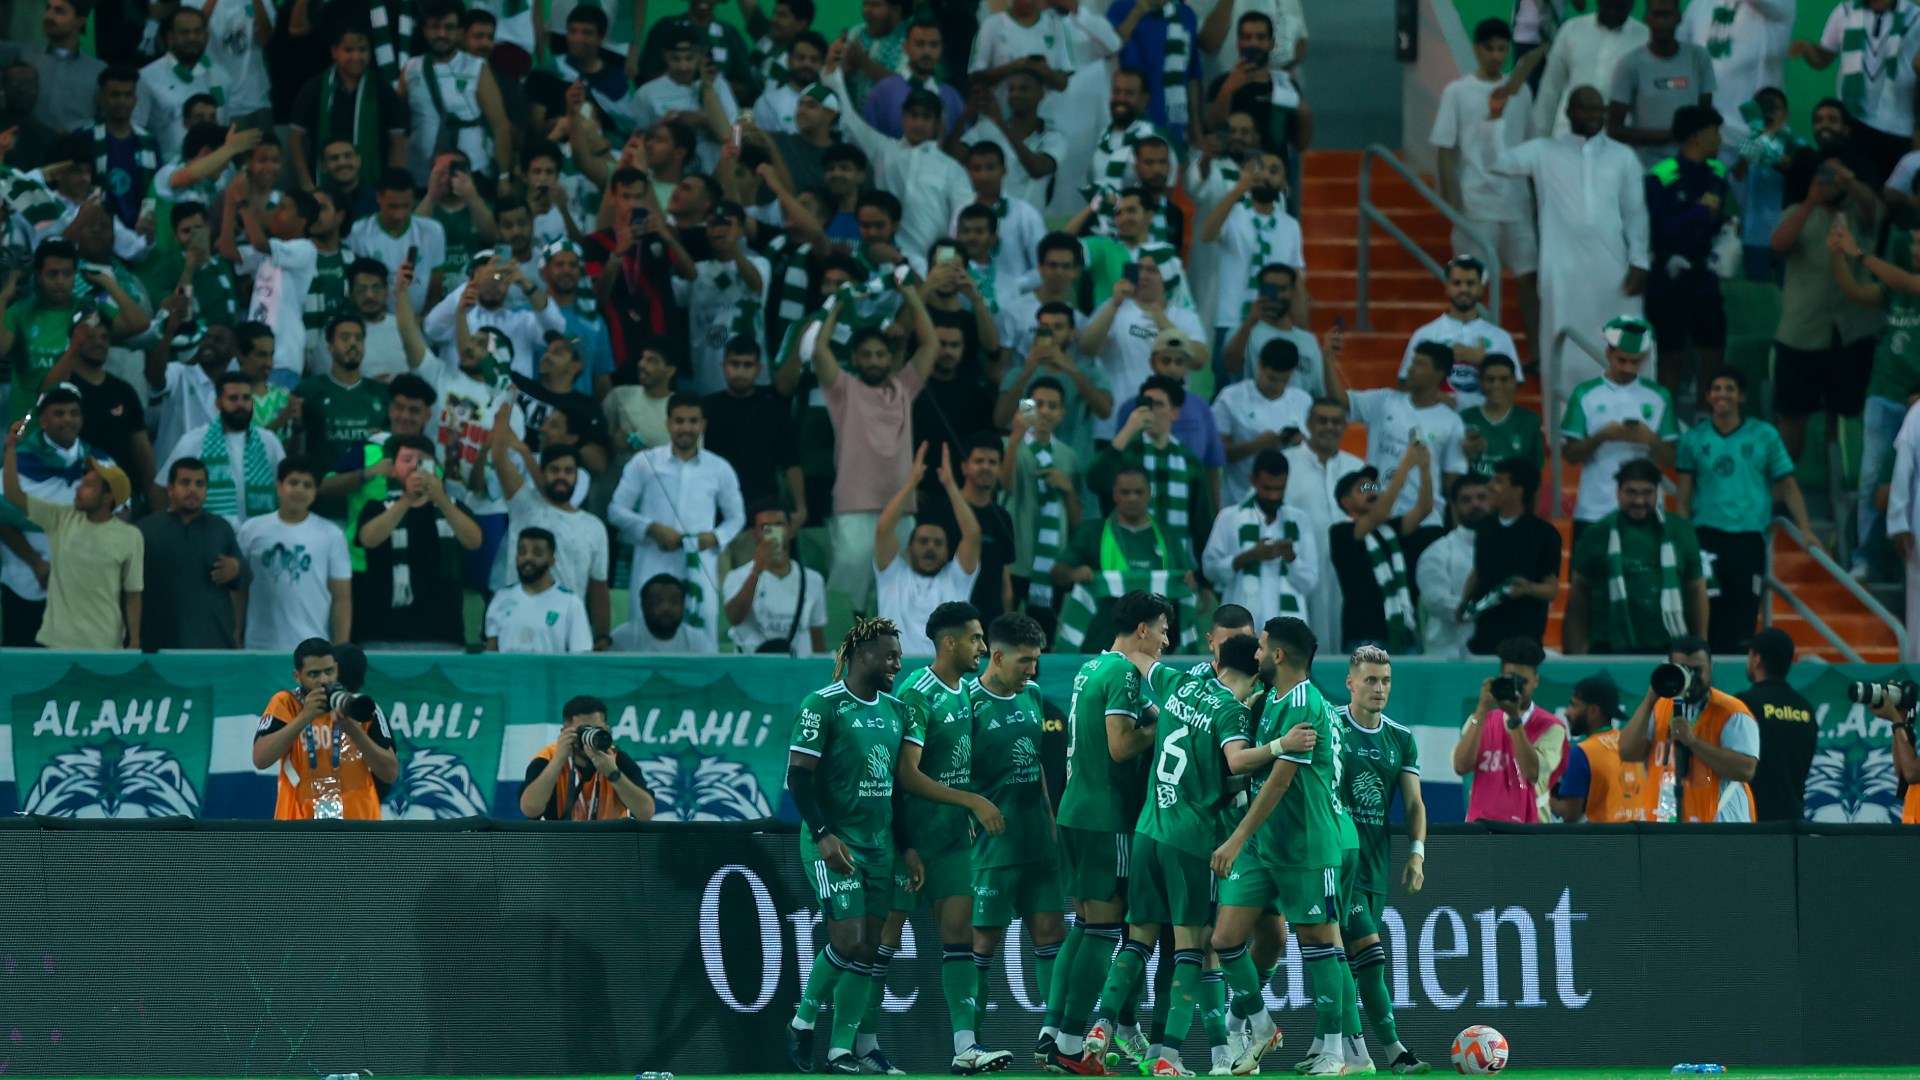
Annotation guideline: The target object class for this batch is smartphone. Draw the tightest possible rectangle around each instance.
[934,247,960,266]
[1258,283,1281,302]
[1122,262,1142,287]
[766,523,786,544]
[1241,46,1270,67]
[631,206,651,229]
[405,244,420,265]
[892,262,912,285]
[494,244,512,264]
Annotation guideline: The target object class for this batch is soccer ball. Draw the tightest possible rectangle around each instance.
[1450,1025,1510,1074]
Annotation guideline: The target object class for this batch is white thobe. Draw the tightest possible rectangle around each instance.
[1282,443,1364,648]
[825,69,974,260]
[1485,126,1652,403]
[606,447,747,653]
[1886,400,1920,661]
[1202,499,1320,628]
[1530,14,1651,138]
[1414,524,1476,660]
[1677,0,1793,138]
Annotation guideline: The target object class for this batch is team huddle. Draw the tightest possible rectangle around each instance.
[783,595,1430,1078]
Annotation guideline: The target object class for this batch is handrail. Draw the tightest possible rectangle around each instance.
[1765,571,1865,663]
[1355,144,1501,331]
[1544,326,1606,513]
[1772,516,1906,653]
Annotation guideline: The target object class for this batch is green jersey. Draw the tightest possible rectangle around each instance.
[1460,404,1544,476]
[1057,650,1149,833]
[5,294,120,424]
[789,680,908,853]
[300,248,349,338]
[897,666,976,855]
[1870,234,1920,403]
[1336,706,1420,894]
[1140,662,1252,858]
[968,678,1053,868]
[1258,678,1356,870]
[295,375,391,476]
[1674,417,1794,534]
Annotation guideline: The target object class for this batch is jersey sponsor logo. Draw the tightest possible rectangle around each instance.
[1155,780,1178,808]
[1348,769,1388,825]
[798,707,821,741]
[1011,735,1039,782]
[859,745,895,798]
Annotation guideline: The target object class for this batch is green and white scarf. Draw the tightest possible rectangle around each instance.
[1838,0,1914,119]
[1056,562,1201,651]
[682,537,708,630]
[1137,437,1191,532]
[1157,2,1192,128]
[0,166,64,238]
[367,0,417,88]
[763,233,813,347]
[1234,496,1303,615]
[90,124,158,187]
[317,69,385,191]
[1240,203,1284,319]
[1703,0,1739,59]
[1084,117,1162,198]
[1361,523,1416,652]
[201,423,278,520]
[1027,435,1067,606]
[1605,511,1687,650]
[750,33,789,87]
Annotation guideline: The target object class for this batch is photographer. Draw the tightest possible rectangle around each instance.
[1620,636,1759,822]
[251,639,399,821]
[519,695,656,821]
[1890,698,1920,825]
[1451,635,1567,823]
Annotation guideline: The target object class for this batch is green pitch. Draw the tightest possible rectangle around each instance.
[48,1071,1913,1080]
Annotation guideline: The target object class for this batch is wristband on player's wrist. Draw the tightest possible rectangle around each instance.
[1266,736,1289,757]
[810,824,832,843]
[1410,840,1425,857]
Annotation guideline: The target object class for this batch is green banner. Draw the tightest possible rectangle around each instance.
[362,663,508,819]
[10,660,214,818]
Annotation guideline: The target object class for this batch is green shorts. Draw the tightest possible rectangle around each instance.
[971,859,1066,928]
[1216,846,1281,915]
[891,845,973,910]
[1059,826,1129,905]
[1273,864,1344,926]
[800,835,892,922]
[1126,833,1215,927]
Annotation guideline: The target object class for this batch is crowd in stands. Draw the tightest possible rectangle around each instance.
[0,0,1913,664]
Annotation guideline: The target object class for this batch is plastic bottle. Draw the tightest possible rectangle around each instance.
[636,1072,676,1080]
[1671,1065,1726,1074]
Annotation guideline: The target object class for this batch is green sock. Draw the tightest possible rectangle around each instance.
[796,946,845,1026]
[1034,939,1061,1023]
[1044,925,1084,1030]
[1341,962,1363,1039]
[1220,946,1264,1018]
[829,965,874,1054]
[1162,951,1204,1046]
[1148,954,1171,1043]
[1094,939,1148,1021]
[1352,944,1396,1045]
[1200,968,1229,1047]
[859,944,896,1034]
[1303,946,1345,1044]
[943,945,979,1037]
[974,951,993,1027]
[1120,947,1147,1026]
[1063,925,1122,1032]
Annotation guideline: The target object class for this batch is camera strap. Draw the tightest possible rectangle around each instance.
[781,557,808,649]
[302,720,343,772]
[564,761,601,821]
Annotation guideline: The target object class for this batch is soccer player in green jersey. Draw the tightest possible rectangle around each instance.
[1332,646,1430,1075]
[1211,616,1358,1077]
[1049,591,1171,1073]
[965,613,1068,1071]
[785,617,913,1075]
[891,602,1016,1075]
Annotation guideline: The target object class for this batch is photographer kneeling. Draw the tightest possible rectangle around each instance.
[252,640,399,820]
[1620,636,1758,822]
[520,695,657,821]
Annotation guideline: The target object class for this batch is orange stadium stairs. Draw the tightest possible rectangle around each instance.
[1291,148,1899,661]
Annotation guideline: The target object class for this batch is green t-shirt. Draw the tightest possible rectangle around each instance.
[5,295,118,424]
[1675,417,1794,534]
[1140,662,1252,859]
[1067,517,1184,573]
[898,666,976,855]
[1336,706,1419,895]
[301,249,351,337]
[1257,678,1356,871]
[1460,403,1544,476]
[1870,233,1920,403]
[433,206,480,280]
[295,374,391,473]
[967,678,1054,868]
[789,681,908,854]
[1572,514,1705,652]
[1057,650,1149,833]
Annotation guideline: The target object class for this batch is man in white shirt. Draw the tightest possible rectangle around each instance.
[1283,397,1364,647]
[750,31,827,134]
[627,24,739,173]
[723,502,829,655]
[1218,261,1323,395]
[347,171,449,314]
[1330,339,1467,527]
[1415,472,1491,660]
[159,372,288,527]
[1202,447,1318,627]
[399,0,513,182]
[1680,0,1792,142]
[342,258,427,381]
[490,437,612,648]
[1884,396,1920,661]
[236,459,350,650]
[1079,259,1208,440]
[422,254,567,378]
[202,0,272,125]
[1197,149,1304,353]
[135,7,230,161]
[873,444,983,656]
[956,69,1068,212]
[1397,254,1522,409]
[1531,0,1649,138]
[608,394,746,652]
[674,202,770,395]
[1794,0,1920,180]
[1431,19,1538,356]
[1488,83,1652,403]
[951,142,1047,285]
[485,526,593,652]
[1213,336,1312,505]
[1560,315,1679,535]
[823,52,972,262]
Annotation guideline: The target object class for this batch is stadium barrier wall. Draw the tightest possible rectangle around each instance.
[0,818,1910,1076]
[0,652,1907,823]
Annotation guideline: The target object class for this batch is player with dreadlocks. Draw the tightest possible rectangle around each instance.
[786,617,913,1074]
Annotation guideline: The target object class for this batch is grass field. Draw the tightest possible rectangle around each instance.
[51,1071,1911,1080]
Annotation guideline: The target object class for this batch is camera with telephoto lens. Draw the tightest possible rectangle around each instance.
[1847,680,1918,712]
[1650,662,1693,700]
[309,684,377,723]
[1489,675,1522,703]
[577,726,614,754]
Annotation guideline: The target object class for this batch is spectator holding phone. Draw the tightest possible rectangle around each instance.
[1560,316,1677,545]
[1212,337,1312,505]
[1451,635,1567,823]
[724,501,829,655]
